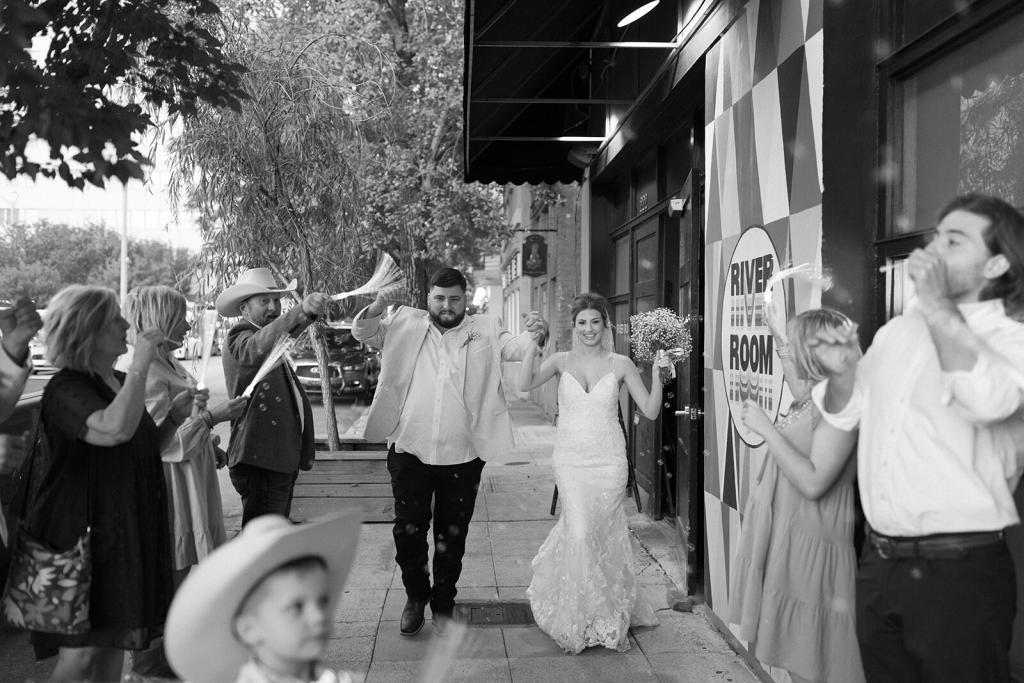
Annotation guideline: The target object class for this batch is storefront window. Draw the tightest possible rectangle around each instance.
[892,10,1024,234]
[636,233,657,283]
[503,251,520,287]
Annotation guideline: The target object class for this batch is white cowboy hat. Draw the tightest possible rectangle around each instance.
[215,267,298,317]
[164,511,362,683]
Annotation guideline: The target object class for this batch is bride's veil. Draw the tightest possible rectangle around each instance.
[602,325,615,353]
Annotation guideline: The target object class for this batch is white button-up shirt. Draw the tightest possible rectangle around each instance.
[390,318,474,465]
[813,299,1024,536]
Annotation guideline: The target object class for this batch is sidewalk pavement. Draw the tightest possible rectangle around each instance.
[319,398,758,682]
[0,398,759,682]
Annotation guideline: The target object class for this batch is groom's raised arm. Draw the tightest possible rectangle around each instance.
[352,293,393,349]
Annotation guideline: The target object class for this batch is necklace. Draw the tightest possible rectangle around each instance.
[775,398,815,431]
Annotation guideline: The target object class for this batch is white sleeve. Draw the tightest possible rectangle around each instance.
[352,305,389,348]
[810,378,863,431]
[939,333,1024,424]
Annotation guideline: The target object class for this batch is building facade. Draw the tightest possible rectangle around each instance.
[498,183,583,419]
[464,0,1024,677]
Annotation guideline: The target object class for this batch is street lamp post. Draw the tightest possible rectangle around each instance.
[120,182,129,310]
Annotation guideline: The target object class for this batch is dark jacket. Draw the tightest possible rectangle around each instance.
[223,306,315,473]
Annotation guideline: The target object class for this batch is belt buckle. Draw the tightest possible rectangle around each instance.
[873,536,895,559]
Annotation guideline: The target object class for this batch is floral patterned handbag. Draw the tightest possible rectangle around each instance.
[0,418,92,635]
[1,526,92,634]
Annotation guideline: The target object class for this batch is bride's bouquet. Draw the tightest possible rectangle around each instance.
[629,308,693,384]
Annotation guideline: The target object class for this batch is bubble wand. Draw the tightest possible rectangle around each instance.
[242,335,294,398]
[195,309,220,391]
[331,252,405,302]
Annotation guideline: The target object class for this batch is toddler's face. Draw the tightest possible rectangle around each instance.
[238,566,332,676]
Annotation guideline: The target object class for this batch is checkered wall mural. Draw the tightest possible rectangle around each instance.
[702,0,826,671]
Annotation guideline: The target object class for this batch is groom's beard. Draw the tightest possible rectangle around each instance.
[430,309,466,329]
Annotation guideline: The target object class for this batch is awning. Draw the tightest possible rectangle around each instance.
[462,0,612,185]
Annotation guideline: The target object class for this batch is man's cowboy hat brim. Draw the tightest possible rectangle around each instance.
[215,267,298,316]
[164,511,362,683]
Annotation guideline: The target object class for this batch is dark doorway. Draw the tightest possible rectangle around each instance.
[673,120,706,598]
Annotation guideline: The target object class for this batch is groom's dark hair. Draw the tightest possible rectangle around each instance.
[428,267,468,292]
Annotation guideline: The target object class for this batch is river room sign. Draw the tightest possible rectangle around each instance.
[719,226,786,447]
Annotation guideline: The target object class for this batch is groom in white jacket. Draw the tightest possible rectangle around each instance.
[353,267,546,636]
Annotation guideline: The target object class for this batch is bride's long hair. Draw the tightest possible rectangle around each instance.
[570,292,615,353]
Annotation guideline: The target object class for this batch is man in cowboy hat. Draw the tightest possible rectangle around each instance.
[216,268,331,525]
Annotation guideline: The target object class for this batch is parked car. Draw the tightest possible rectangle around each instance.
[29,335,57,376]
[287,323,379,399]
[173,332,220,360]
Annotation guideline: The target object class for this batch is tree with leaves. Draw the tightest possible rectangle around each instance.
[0,220,193,303]
[355,0,508,303]
[169,3,395,447]
[171,0,508,298]
[169,0,509,446]
[1,0,247,188]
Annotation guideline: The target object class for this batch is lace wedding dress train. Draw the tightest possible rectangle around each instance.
[527,370,658,654]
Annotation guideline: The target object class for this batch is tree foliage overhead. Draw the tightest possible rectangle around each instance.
[0,220,193,303]
[0,0,248,189]
[170,0,507,305]
[359,0,507,301]
[169,11,391,298]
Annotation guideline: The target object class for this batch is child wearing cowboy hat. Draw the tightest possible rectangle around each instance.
[165,511,362,683]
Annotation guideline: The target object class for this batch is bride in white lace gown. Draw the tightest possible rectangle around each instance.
[517,293,672,654]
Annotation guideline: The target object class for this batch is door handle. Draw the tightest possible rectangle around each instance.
[674,405,704,420]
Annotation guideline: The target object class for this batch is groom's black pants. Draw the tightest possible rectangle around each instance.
[386,447,485,615]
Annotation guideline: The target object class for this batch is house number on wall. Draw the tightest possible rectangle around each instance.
[638,192,648,214]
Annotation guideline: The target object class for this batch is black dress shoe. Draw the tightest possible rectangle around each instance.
[400,599,426,636]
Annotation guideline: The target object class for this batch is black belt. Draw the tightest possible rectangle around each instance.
[868,530,1005,560]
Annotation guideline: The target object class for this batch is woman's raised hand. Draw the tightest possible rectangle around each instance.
[807,322,862,378]
[132,328,166,368]
[523,311,548,345]
[187,387,211,421]
[740,399,775,437]
[191,387,211,413]
[170,388,197,423]
[651,349,673,382]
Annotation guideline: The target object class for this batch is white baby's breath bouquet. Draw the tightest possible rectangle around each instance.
[629,308,693,384]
